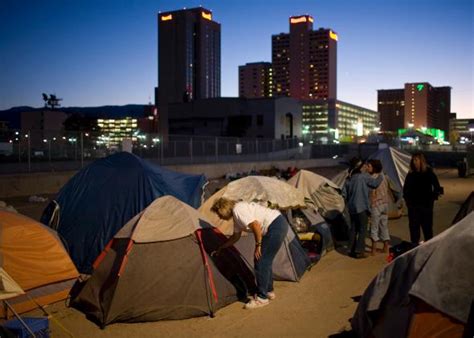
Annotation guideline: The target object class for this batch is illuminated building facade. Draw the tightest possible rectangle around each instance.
[272,15,337,100]
[158,7,220,103]
[239,62,273,98]
[450,115,474,143]
[97,117,138,146]
[378,82,451,137]
[301,99,378,142]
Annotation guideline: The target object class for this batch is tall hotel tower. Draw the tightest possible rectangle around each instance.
[272,15,337,100]
[158,7,221,103]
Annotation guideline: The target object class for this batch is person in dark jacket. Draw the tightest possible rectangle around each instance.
[403,153,442,244]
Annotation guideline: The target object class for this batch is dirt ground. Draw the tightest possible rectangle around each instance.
[5,168,473,338]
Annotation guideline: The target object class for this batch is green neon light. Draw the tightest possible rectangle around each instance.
[397,127,445,142]
[416,84,424,92]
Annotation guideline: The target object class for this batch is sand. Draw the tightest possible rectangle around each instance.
[6,168,473,338]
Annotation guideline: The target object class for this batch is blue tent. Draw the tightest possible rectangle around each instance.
[41,152,206,273]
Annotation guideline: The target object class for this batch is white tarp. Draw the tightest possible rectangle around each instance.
[223,176,305,210]
[200,176,305,235]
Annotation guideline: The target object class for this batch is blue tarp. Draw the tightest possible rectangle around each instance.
[41,152,206,273]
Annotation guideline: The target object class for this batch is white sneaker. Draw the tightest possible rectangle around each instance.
[244,296,269,309]
[267,291,276,300]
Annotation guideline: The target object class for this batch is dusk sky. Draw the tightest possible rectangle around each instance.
[0,0,472,118]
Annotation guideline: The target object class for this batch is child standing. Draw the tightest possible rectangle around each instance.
[367,159,390,255]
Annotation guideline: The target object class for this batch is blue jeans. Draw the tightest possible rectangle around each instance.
[255,215,289,299]
[349,211,369,255]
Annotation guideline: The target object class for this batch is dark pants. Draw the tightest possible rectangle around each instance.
[349,211,369,255]
[255,215,289,299]
[408,205,434,244]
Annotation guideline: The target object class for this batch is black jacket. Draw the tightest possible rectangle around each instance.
[403,167,442,208]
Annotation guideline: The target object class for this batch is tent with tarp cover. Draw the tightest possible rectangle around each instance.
[199,176,311,281]
[41,152,207,274]
[352,212,474,338]
[70,196,256,327]
[287,169,346,249]
[287,169,344,219]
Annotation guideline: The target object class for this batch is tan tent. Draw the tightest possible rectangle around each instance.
[71,196,256,327]
[0,210,79,317]
[287,169,345,218]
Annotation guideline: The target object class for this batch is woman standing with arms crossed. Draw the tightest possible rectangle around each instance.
[211,198,289,309]
[403,153,443,244]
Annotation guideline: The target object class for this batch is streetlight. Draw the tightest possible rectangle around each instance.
[43,139,51,163]
[69,137,78,160]
[15,137,20,163]
[25,133,31,172]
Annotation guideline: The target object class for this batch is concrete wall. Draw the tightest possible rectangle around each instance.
[0,158,339,198]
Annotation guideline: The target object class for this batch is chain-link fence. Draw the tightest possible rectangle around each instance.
[0,129,316,174]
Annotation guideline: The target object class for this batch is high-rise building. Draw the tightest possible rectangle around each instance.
[238,62,273,98]
[432,86,451,136]
[378,82,451,137]
[377,89,405,132]
[158,7,221,104]
[272,15,337,100]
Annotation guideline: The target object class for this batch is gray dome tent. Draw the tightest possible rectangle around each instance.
[71,196,256,327]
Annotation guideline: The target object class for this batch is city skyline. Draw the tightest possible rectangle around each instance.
[0,0,472,118]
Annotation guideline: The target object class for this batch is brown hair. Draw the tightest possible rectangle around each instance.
[410,153,428,172]
[368,159,383,174]
[211,197,236,220]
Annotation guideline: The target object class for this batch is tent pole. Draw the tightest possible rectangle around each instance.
[3,300,37,338]
[26,294,75,337]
